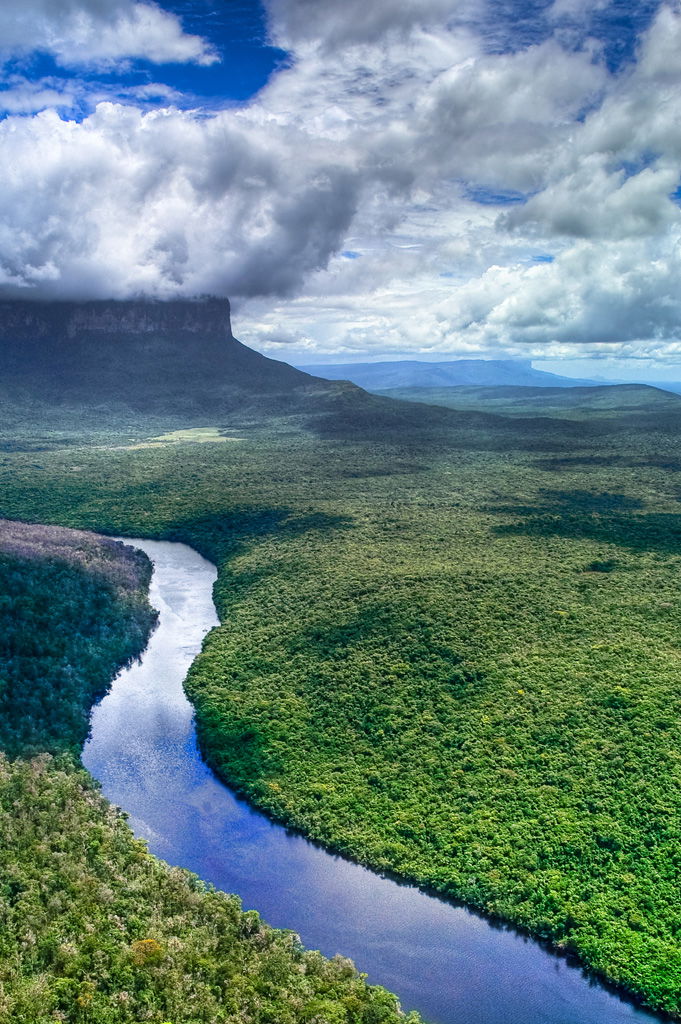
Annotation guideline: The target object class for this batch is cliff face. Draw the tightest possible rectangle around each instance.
[65,297,233,340]
[0,297,460,437]
[0,296,318,418]
[0,297,233,342]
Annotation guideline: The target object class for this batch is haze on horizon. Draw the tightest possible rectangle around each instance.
[1,0,681,381]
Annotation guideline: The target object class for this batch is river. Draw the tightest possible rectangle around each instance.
[82,538,659,1024]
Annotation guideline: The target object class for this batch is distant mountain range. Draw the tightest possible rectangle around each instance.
[374,383,681,421]
[296,358,599,390]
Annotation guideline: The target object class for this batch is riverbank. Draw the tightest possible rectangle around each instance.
[0,523,417,1024]
[83,537,662,1024]
[0,519,156,758]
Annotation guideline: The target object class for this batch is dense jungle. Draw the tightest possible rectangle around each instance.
[0,517,417,1024]
[2,378,681,1016]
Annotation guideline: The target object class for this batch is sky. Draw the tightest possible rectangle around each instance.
[2,0,681,377]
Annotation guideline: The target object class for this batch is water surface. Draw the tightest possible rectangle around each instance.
[82,538,659,1024]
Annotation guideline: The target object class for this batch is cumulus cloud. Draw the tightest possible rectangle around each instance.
[431,238,681,351]
[502,162,681,240]
[0,101,364,298]
[243,0,681,364]
[244,233,681,365]
[3,0,681,367]
[0,0,216,67]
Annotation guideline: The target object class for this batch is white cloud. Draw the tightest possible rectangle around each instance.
[3,0,681,367]
[0,0,216,67]
[264,0,475,49]
[502,162,681,240]
[0,78,75,113]
[0,101,364,299]
[242,233,681,365]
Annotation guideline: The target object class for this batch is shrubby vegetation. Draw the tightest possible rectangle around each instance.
[2,388,681,1014]
[0,520,417,1024]
[0,755,418,1024]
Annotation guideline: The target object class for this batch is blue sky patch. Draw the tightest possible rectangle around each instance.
[465,185,529,206]
[158,1,288,102]
[615,151,659,179]
[0,0,288,120]
[475,0,663,73]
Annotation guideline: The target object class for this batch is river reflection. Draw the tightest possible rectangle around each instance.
[83,539,659,1024]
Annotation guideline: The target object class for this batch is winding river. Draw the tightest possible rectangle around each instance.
[82,539,660,1024]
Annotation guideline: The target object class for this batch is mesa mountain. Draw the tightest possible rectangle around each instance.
[0,297,312,417]
[2,297,676,444]
[0,297,456,438]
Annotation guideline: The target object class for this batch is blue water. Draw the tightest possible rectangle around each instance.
[82,539,660,1024]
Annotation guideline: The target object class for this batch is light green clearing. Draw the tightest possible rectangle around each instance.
[112,427,245,450]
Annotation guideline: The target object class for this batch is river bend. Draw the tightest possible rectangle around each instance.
[82,539,658,1024]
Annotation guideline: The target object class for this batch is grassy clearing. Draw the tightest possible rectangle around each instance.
[151,426,243,443]
[117,427,245,449]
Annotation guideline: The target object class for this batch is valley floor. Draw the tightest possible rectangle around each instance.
[2,397,681,1016]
